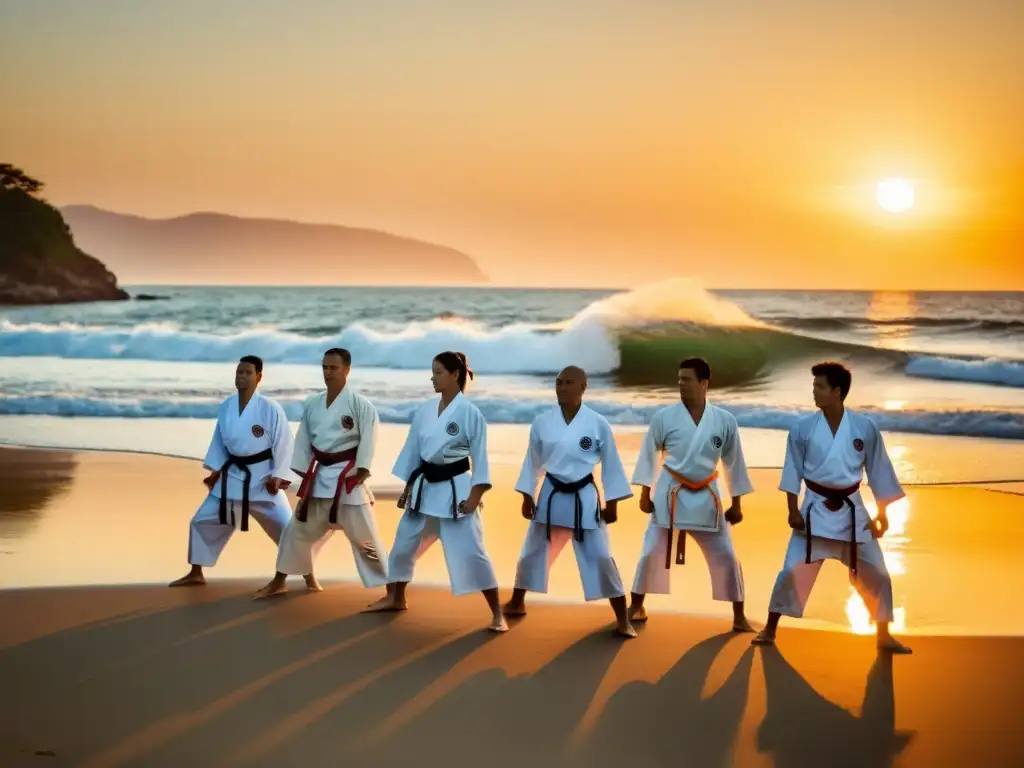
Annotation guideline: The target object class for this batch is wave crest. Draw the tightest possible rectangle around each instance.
[0,279,1019,389]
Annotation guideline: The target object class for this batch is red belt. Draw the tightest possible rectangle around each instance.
[295,446,360,524]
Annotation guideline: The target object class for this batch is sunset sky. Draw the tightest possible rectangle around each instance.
[1,1,1021,289]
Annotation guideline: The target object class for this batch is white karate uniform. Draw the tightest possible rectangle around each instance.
[387,392,499,596]
[767,409,902,622]
[512,404,632,601]
[630,401,753,601]
[187,392,295,567]
[274,388,389,587]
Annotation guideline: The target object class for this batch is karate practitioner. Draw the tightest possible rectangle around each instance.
[629,357,755,631]
[254,348,388,598]
[752,362,912,653]
[169,355,295,587]
[364,351,507,632]
[502,366,637,636]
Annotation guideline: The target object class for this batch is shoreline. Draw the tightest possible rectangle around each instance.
[4,423,1019,489]
[3,445,1024,638]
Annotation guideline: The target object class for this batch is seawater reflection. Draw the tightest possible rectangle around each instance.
[845,497,910,635]
[0,449,77,540]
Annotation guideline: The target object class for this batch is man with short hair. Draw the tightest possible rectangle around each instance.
[255,347,388,598]
[170,355,295,587]
[752,362,912,653]
[629,357,755,631]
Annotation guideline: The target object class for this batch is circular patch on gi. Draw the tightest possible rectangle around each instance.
[341,415,355,430]
[251,424,265,438]
[446,421,460,436]
[710,435,723,449]
[579,436,593,451]
[853,438,864,452]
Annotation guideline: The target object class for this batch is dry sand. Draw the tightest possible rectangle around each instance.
[1,446,1023,766]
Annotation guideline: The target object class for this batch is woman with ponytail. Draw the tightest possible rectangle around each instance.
[365,350,506,632]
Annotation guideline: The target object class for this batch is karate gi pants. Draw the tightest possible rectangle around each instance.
[514,523,624,601]
[387,510,499,596]
[767,532,894,622]
[275,498,389,588]
[187,494,291,567]
[631,515,745,601]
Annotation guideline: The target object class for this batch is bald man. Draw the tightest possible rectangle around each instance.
[503,366,636,637]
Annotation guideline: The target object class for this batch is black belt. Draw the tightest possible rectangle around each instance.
[401,457,471,518]
[542,472,601,543]
[217,448,274,532]
[804,479,861,575]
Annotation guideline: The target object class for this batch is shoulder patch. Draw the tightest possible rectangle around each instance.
[341,415,355,430]
[579,436,593,451]
[251,424,265,438]
[446,421,460,436]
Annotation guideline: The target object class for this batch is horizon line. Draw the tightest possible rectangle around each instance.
[119,283,1024,294]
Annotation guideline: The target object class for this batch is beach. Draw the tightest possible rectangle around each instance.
[3,442,1024,765]
[2,283,1022,764]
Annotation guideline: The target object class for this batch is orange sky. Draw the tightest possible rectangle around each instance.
[1,1,1021,289]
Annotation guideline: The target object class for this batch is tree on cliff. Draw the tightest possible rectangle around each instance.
[0,162,128,305]
[0,164,44,196]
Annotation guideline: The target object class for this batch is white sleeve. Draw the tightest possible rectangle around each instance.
[468,407,492,489]
[391,408,422,483]
[720,416,753,497]
[778,424,806,495]
[513,418,545,497]
[290,401,313,474]
[863,421,905,504]
[202,407,229,471]
[355,396,380,472]
[631,411,664,487]
[269,401,296,481]
[597,417,633,502]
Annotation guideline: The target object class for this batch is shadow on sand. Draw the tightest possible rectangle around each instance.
[757,647,913,767]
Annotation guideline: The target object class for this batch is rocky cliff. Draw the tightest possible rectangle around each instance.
[0,183,128,306]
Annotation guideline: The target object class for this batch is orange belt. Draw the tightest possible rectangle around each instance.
[663,467,721,569]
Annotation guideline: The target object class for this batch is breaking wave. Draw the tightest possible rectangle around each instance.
[0,279,1020,389]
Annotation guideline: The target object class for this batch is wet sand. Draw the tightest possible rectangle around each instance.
[3,445,1023,635]
[1,446,1024,765]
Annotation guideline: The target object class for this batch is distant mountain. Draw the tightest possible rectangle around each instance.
[0,185,128,306]
[60,206,488,285]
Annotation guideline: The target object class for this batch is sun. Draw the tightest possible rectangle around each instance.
[875,177,916,213]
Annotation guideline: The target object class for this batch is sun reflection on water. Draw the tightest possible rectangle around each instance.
[845,496,910,633]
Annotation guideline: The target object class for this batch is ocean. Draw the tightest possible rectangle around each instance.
[2,280,1023,634]
[1,280,1020,438]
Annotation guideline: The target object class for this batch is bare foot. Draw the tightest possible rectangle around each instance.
[878,636,913,654]
[502,600,527,617]
[169,572,205,587]
[732,617,755,633]
[615,622,638,639]
[304,575,324,593]
[488,614,509,633]
[628,605,648,623]
[751,629,776,646]
[362,595,408,613]
[253,580,288,600]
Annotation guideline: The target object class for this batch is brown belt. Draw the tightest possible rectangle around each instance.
[803,479,861,574]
